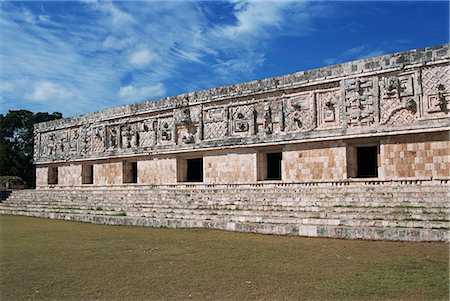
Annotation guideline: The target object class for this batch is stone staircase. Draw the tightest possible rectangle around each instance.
[1,181,449,241]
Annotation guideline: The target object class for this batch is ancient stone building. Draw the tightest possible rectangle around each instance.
[1,44,449,241]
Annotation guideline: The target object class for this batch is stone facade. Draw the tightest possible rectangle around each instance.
[32,44,449,187]
[2,45,449,242]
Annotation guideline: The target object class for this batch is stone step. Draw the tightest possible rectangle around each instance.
[1,208,447,231]
[1,205,447,229]
[2,201,448,217]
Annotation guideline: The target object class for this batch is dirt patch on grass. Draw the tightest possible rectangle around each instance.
[1,215,448,300]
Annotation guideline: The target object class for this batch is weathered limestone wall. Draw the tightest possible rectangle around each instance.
[381,132,450,179]
[283,142,347,181]
[35,167,48,187]
[204,150,256,183]
[32,45,450,188]
[58,164,82,186]
[93,162,122,185]
[33,45,450,168]
[138,157,177,184]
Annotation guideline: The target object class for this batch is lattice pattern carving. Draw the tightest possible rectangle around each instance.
[230,104,255,136]
[379,73,417,125]
[285,93,315,132]
[92,126,105,152]
[387,108,416,126]
[138,119,157,147]
[422,65,450,114]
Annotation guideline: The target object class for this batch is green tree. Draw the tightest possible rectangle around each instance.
[0,110,63,188]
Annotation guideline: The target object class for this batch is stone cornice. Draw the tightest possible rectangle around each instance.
[34,44,449,132]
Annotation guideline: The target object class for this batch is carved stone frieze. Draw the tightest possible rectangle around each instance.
[255,98,283,135]
[422,65,450,116]
[79,124,92,156]
[379,73,418,125]
[138,119,157,148]
[203,107,228,140]
[316,89,341,129]
[284,92,315,132]
[121,123,138,149]
[157,117,174,145]
[32,46,449,163]
[345,77,377,127]
[69,128,80,154]
[230,104,256,136]
[92,126,106,152]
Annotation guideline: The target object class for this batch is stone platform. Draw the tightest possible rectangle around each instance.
[2,179,448,242]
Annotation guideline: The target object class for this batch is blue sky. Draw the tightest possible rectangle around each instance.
[0,1,448,117]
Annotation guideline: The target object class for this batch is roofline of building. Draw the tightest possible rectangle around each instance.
[34,43,449,132]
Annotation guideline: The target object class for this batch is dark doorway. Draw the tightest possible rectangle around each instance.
[130,162,138,183]
[187,158,203,182]
[82,164,94,184]
[123,162,138,183]
[266,152,282,180]
[48,166,58,184]
[357,146,378,178]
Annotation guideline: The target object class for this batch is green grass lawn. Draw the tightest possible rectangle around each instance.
[0,215,448,300]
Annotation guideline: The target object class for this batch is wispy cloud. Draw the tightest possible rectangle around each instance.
[118,83,166,102]
[324,44,385,65]
[26,81,74,102]
[0,0,330,116]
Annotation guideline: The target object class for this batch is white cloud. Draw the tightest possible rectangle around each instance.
[0,1,330,116]
[219,0,286,39]
[118,83,166,102]
[128,48,158,68]
[26,82,73,102]
[323,44,385,66]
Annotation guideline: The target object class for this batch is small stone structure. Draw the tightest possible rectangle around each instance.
[1,45,449,241]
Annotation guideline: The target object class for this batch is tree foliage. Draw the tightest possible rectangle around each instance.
[0,110,63,187]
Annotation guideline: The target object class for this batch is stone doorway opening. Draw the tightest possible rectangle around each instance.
[186,158,203,182]
[266,152,282,180]
[82,164,94,184]
[356,146,378,178]
[123,161,138,183]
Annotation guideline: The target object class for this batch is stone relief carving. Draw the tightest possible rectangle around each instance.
[121,123,138,149]
[69,128,79,154]
[138,119,157,148]
[79,125,92,155]
[57,131,69,157]
[316,89,341,129]
[92,126,106,152]
[230,104,255,136]
[284,92,315,132]
[175,106,202,145]
[345,78,377,127]
[203,107,228,140]
[158,117,174,144]
[422,65,450,115]
[255,99,283,135]
[33,61,449,163]
[379,73,417,125]
[106,125,120,150]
